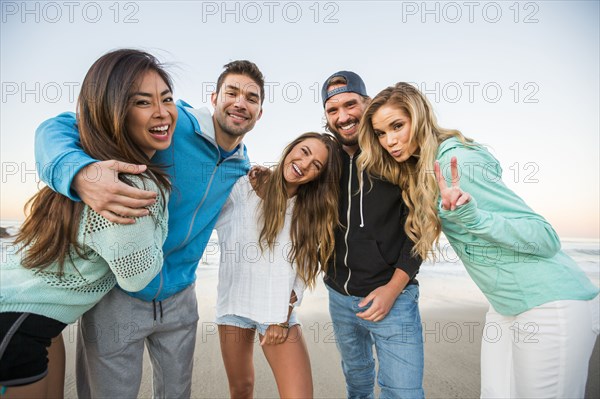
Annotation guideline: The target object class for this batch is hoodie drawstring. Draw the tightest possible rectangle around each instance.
[152,299,164,322]
[359,169,365,228]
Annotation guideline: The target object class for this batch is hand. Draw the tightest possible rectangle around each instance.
[260,324,289,346]
[434,156,471,211]
[356,284,402,322]
[73,160,157,224]
[248,165,270,193]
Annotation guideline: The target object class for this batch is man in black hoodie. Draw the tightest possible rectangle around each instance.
[322,71,424,399]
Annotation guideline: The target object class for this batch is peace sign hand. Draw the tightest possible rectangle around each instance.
[434,156,471,211]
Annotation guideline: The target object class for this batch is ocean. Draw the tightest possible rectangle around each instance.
[3,220,598,288]
[2,220,598,398]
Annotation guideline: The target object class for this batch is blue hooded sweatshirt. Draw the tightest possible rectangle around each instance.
[35,100,250,301]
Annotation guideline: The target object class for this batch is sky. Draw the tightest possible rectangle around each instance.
[1,0,599,239]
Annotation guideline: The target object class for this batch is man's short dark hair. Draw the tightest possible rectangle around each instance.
[215,60,265,105]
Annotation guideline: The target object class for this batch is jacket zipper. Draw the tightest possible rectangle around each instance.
[343,154,353,295]
[152,150,242,302]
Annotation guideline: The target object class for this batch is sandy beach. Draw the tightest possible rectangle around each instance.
[59,259,599,399]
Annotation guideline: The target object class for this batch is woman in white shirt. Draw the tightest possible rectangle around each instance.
[215,132,341,398]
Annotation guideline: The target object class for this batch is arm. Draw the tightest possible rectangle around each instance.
[356,268,410,322]
[394,202,423,280]
[214,192,234,232]
[354,197,421,322]
[260,288,302,346]
[35,112,96,199]
[436,147,561,258]
[260,268,306,346]
[35,113,157,224]
[291,274,305,307]
[83,177,168,291]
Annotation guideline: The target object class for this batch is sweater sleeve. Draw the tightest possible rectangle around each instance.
[438,145,561,258]
[35,112,98,201]
[291,273,306,307]
[81,176,168,291]
[214,178,241,232]
[214,191,234,232]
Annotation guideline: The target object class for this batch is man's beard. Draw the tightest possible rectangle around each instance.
[215,112,250,138]
[327,123,358,147]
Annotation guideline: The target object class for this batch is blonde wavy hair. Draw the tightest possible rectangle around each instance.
[357,82,472,260]
[254,132,342,288]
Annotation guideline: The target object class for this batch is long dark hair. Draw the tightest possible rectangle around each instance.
[255,132,342,288]
[15,49,173,273]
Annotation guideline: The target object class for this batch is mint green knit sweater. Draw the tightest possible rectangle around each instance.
[0,176,168,324]
[437,138,598,315]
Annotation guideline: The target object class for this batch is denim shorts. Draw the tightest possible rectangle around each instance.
[216,313,299,336]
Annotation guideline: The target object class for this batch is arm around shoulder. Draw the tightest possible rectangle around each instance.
[83,177,169,291]
[36,113,155,223]
[35,112,97,200]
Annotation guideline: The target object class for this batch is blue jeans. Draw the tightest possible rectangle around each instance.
[327,284,424,399]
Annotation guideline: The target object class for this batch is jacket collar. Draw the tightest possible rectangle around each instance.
[177,100,247,161]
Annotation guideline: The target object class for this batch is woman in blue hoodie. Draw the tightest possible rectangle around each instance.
[357,82,599,398]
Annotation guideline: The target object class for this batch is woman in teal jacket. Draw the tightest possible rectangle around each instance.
[357,82,599,398]
[1,49,174,398]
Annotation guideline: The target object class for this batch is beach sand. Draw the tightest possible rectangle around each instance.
[59,262,599,398]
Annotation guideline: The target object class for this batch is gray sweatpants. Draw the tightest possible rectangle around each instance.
[75,284,199,398]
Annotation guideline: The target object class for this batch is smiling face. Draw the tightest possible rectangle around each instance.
[324,85,368,148]
[282,138,329,195]
[372,104,418,163]
[211,73,263,148]
[125,69,177,158]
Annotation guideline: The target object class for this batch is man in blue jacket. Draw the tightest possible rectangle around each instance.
[35,60,265,398]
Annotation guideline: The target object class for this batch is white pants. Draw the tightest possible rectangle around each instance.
[481,296,599,398]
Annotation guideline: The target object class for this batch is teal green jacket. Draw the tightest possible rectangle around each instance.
[0,177,168,324]
[437,138,598,315]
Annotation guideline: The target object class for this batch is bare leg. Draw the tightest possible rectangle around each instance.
[260,325,313,399]
[3,378,48,399]
[46,333,65,399]
[218,325,257,399]
[3,334,66,399]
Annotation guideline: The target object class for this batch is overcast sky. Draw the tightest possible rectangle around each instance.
[1,1,598,238]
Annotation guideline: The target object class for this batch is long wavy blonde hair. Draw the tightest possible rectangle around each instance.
[255,132,341,288]
[357,82,472,260]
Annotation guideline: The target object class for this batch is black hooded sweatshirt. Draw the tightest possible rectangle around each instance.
[324,148,422,297]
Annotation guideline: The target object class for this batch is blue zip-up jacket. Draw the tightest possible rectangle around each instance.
[35,100,250,301]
